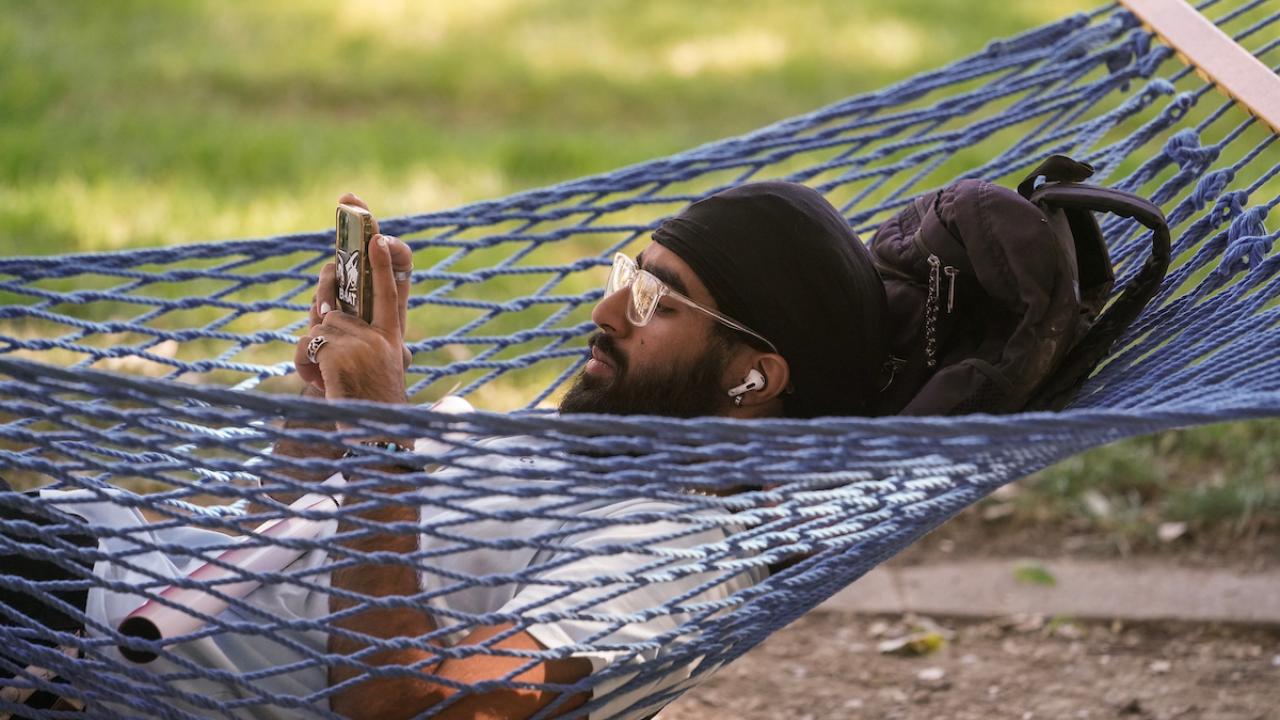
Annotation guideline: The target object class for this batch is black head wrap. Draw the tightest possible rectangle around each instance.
[652,182,887,418]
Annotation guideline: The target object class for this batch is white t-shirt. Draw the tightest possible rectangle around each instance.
[46,436,764,719]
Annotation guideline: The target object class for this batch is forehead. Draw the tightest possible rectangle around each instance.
[635,242,718,308]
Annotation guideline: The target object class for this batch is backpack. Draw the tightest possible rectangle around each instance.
[869,155,1171,416]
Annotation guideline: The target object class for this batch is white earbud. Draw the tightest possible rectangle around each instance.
[727,369,767,404]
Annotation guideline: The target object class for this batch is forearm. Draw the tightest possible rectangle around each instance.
[328,495,445,720]
[272,384,344,467]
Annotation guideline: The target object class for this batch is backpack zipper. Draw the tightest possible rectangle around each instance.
[925,255,960,368]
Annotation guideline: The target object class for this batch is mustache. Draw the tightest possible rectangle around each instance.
[589,332,625,372]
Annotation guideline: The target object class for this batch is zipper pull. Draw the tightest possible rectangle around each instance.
[944,266,958,314]
[925,255,940,368]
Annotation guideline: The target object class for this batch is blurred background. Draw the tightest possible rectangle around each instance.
[3,0,1278,715]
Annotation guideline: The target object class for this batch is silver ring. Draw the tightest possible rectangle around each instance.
[305,336,328,364]
[393,269,412,283]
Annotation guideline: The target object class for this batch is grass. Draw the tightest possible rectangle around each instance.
[2,0,1277,533]
[1002,420,1280,548]
[1,0,1098,254]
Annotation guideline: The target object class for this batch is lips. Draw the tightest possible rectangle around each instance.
[590,344,614,369]
[586,335,623,377]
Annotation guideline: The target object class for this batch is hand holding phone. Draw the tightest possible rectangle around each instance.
[296,195,414,401]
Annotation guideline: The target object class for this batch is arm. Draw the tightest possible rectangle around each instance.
[327,505,590,720]
[298,195,589,719]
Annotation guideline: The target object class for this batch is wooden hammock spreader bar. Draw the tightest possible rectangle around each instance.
[1119,0,1280,134]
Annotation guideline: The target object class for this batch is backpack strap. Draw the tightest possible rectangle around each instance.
[1016,155,1096,199]
[1025,183,1172,410]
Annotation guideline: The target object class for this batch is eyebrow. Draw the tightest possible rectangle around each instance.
[635,252,691,296]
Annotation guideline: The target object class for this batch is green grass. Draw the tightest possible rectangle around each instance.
[1007,420,1280,546]
[1,0,1098,254]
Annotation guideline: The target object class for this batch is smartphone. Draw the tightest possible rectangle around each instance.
[335,203,376,322]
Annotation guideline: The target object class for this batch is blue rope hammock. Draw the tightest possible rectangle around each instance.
[2,1,1278,717]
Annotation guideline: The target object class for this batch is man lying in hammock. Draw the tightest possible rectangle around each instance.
[3,183,887,719]
[282,187,887,719]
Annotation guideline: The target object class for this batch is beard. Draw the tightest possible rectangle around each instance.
[559,332,733,417]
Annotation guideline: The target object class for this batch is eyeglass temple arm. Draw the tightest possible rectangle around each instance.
[668,293,779,354]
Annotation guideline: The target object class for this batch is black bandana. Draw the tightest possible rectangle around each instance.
[652,182,887,417]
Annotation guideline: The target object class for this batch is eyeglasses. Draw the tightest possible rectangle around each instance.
[605,253,779,354]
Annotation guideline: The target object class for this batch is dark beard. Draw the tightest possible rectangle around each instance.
[559,332,732,417]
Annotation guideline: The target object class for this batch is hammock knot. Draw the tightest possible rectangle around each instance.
[1228,206,1269,244]
[1164,129,1219,172]
[1162,92,1197,122]
[1140,78,1176,105]
[1103,28,1151,81]
[1189,168,1236,211]
[1135,44,1173,78]
[983,13,1089,58]
[1205,192,1264,282]
[1220,210,1273,277]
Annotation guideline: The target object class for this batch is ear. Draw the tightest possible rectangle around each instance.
[725,351,790,416]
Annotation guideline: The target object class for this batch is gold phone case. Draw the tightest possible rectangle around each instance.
[335,204,376,322]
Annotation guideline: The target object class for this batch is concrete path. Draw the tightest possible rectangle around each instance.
[820,559,1280,624]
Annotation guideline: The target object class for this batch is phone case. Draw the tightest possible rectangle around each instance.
[335,204,375,322]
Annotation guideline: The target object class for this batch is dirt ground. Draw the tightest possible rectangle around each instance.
[659,613,1280,720]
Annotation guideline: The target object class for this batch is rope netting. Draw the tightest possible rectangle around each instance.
[2,1,1278,717]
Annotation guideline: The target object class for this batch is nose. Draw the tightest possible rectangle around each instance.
[591,285,632,337]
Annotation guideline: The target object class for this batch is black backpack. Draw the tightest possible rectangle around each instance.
[869,155,1171,416]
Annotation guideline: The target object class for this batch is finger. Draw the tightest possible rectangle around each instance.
[338,193,368,211]
[385,235,412,337]
[317,262,337,317]
[294,332,326,391]
[367,234,399,335]
[337,193,379,237]
[309,262,337,326]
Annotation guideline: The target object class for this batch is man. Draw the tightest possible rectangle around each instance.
[2,183,887,719]
[292,184,887,719]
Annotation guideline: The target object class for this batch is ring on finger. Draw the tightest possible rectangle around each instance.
[305,336,329,364]
[393,269,413,283]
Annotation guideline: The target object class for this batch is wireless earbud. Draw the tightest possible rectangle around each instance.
[727,369,766,405]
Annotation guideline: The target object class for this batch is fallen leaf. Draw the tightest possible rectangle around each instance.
[877,631,946,656]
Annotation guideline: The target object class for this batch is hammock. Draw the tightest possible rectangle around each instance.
[2,1,1277,717]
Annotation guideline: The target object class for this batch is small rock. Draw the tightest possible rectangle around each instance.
[960,653,979,665]
[993,484,1021,500]
[938,538,956,553]
[868,620,892,638]
[1119,698,1145,715]
[1271,654,1280,668]
[1149,660,1172,674]
[842,698,864,710]
[982,502,1016,521]
[987,685,1000,698]
[1052,621,1084,640]
[917,667,946,683]
[1157,521,1188,542]
[1082,489,1112,518]
[1005,613,1047,633]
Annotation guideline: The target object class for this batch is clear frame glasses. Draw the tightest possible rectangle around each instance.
[605,253,779,354]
